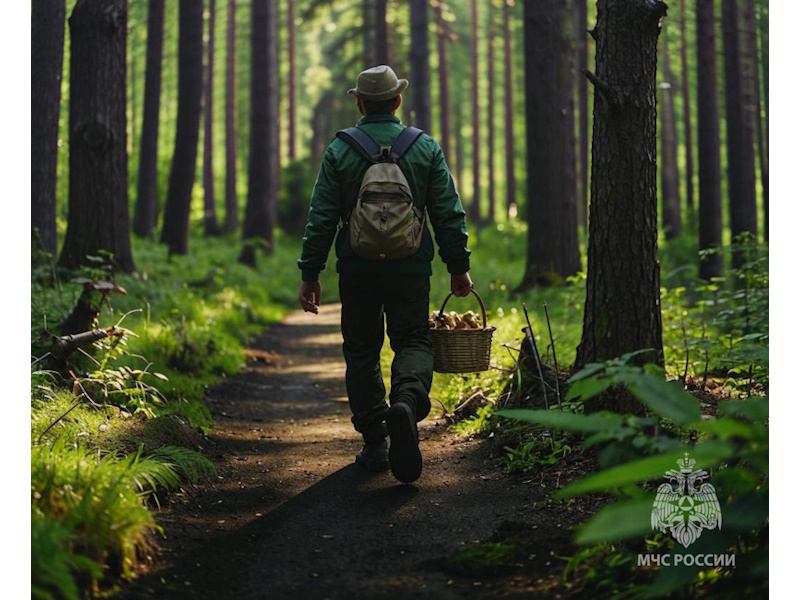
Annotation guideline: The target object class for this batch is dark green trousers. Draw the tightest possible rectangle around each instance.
[339,273,433,442]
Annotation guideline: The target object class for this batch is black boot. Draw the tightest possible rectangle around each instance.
[386,401,422,483]
[355,438,389,473]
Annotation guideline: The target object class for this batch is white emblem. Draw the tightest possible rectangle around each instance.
[651,453,722,548]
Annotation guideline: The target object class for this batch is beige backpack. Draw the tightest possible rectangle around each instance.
[336,126,424,260]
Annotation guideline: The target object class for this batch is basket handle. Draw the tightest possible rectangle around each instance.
[436,288,489,327]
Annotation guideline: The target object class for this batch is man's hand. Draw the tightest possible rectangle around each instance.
[451,273,473,297]
[299,281,321,314]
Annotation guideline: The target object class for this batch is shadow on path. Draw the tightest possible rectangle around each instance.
[122,305,577,599]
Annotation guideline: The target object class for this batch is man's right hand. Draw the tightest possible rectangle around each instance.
[299,281,321,314]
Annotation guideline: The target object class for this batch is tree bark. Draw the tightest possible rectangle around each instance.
[503,0,517,218]
[454,80,464,194]
[576,0,588,228]
[744,0,766,242]
[469,0,481,224]
[59,0,134,273]
[486,7,496,224]
[576,0,666,413]
[660,32,682,239]
[696,0,723,280]
[759,0,768,241]
[31,0,66,256]
[434,1,451,164]
[409,0,432,133]
[203,0,219,236]
[133,0,165,239]
[362,0,375,67]
[287,0,296,160]
[160,0,204,256]
[376,0,389,65]
[225,0,238,232]
[240,0,278,265]
[679,0,694,210]
[519,0,580,288]
[721,0,757,265]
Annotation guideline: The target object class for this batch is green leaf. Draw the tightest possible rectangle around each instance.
[692,417,761,441]
[718,397,768,423]
[575,499,654,544]
[568,361,607,382]
[553,441,735,498]
[626,373,701,426]
[495,409,624,433]
[565,375,616,402]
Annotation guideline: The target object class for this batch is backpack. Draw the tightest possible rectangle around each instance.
[335,126,425,260]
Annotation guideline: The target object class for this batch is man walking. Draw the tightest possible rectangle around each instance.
[297,65,472,483]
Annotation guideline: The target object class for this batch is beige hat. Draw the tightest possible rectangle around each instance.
[347,65,409,102]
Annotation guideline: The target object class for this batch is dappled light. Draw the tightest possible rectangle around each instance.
[31,0,768,598]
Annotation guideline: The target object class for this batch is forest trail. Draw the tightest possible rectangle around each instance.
[123,306,586,599]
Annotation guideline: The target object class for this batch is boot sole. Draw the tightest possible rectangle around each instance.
[387,403,422,483]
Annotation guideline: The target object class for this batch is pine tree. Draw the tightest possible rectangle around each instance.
[576,0,667,414]
[31,0,66,256]
[59,0,134,272]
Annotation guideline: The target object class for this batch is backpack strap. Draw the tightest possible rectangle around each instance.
[390,126,424,161]
[335,127,381,163]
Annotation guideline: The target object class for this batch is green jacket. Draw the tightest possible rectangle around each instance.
[297,114,470,282]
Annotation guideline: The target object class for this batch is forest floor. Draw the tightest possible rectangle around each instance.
[120,305,604,599]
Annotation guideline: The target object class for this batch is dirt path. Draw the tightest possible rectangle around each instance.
[124,306,592,599]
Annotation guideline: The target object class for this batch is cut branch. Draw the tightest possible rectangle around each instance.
[49,327,124,365]
[584,69,617,106]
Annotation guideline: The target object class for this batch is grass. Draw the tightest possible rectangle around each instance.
[31,229,300,596]
[31,218,767,597]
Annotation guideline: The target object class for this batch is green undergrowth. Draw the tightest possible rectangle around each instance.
[31,231,302,596]
[496,357,768,598]
[429,229,768,444]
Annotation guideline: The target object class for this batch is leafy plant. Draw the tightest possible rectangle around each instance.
[497,358,768,597]
[31,441,216,590]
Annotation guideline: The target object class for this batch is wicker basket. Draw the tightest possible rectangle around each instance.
[430,289,496,373]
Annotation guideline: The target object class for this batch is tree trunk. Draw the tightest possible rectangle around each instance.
[486,8,495,224]
[409,0,432,132]
[287,0,296,160]
[469,0,481,224]
[679,0,694,210]
[576,0,588,228]
[503,0,517,218]
[376,0,389,65]
[133,0,165,239]
[744,0,766,242]
[660,32,682,239]
[696,0,723,280]
[240,0,278,265]
[59,0,134,273]
[434,1,451,164]
[362,0,375,67]
[454,81,464,194]
[31,0,66,256]
[759,0,768,240]
[160,0,204,256]
[203,0,219,236]
[721,0,757,265]
[225,0,238,233]
[519,0,580,288]
[576,0,666,413]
